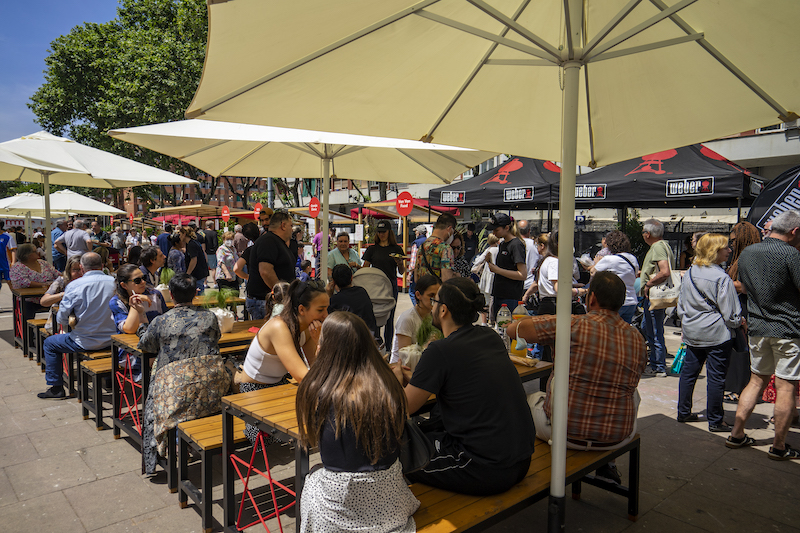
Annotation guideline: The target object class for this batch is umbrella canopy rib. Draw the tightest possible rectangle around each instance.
[396,150,450,183]
[586,33,704,63]
[186,0,444,119]
[467,0,560,58]
[583,0,643,57]
[217,142,271,176]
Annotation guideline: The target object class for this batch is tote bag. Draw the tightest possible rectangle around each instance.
[649,268,681,310]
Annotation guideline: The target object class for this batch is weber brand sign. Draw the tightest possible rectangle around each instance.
[756,180,800,230]
[574,184,607,200]
[440,191,465,204]
[666,177,714,197]
[503,187,533,202]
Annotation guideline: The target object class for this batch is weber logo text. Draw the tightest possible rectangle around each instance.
[504,187,533,202]
[666,177,714,197]
[440,191,465,204]
[575,184,606,200]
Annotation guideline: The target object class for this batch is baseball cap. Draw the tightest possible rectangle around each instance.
[376,220,392,232]
[414,224,428,234]
[486,213,512,230]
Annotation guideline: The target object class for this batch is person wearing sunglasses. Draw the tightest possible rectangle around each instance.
[108,264,168,382]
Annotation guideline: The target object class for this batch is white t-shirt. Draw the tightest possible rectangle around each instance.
[522,237,540,290]
[390,306,423,364]
[56,228,91,258]
[538,256,580,298]
[594,253,640,306]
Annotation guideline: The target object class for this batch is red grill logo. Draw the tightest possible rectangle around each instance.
[625,149,677,176]
[481,158,523,185]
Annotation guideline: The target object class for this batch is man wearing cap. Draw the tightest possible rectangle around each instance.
[485,213,527,317]
[408,224,428,305]
[463,223,479,265]
[258,207,274,234]
[362,219,406,347]
[414,213,457,283]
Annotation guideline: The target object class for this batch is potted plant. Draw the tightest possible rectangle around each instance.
[156,268,175,304]
[201,287,240,333]
[396,316,443,371]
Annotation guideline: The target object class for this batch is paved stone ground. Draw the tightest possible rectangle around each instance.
[0,287,799,533]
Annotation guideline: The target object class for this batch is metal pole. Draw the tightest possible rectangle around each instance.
[320,157,331,283]
[267,178,275,209]
[42,171,53,264]
[548,11,583,529]
[737,197,742,222]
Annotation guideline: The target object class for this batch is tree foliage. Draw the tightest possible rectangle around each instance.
[28,0,211,209]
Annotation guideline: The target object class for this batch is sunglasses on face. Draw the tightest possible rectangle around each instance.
[129,277,146,285]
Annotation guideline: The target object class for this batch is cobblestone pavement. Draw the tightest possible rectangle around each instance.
[0,288,798,533]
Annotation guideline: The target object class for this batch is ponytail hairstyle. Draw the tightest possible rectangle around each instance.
[267,281,290,317]
[437,277,486,327]
[280,279,327,354]
[296,311,407,464]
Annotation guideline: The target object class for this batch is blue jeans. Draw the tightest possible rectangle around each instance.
[245,297,266,320]
[619,304,636,324]
[678,341,732,425]
[43,333,83,388]
[195,279,206,295]
[409,279,417,306]
[642,299,667,372]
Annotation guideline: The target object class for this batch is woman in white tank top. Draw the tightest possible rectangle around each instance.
[236,279,329,444]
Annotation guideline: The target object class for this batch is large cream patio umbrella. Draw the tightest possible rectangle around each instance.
[1,189,126,217]
[108,119,495,281]
[0,131,198,262]
[184,0,800,525]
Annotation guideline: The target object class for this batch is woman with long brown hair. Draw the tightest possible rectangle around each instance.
[723,221,761,402]
[297,311,419,533]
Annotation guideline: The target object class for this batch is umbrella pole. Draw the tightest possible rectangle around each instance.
[41,171,53,264]
[320,157,331,283]
[548,57,582,532]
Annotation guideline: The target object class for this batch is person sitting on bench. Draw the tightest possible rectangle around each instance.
[396,277,535,496]
[38,252,117,399]
[508,271,646,483]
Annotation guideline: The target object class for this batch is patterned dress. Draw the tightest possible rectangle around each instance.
[138,305,228,474]
[10,260,61,304]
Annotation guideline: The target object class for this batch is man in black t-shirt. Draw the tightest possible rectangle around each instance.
[246,211,296,319]
[463,223,479,264]
[200,221,219,276]
[186,224,208,294]
[397,277,535,496]
[327,264,379,341]
[485,213,527,318]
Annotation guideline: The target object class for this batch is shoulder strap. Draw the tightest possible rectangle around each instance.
[614,253,637,273]
[687,267,723,315]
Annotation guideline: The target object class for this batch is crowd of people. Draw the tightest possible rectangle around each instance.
[3,203,799,533]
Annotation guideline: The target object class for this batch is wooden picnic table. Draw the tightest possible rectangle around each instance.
[110,319,265,445]
[165,295,247,310]
[11,286,48,356]
[219,359,553,533]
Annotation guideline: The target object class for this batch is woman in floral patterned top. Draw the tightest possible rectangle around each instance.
[138,273,227,475]
[215,230,239,291]
[10,244,61,307]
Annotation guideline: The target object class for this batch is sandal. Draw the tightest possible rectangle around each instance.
[768,444,800,460]
[723,392,739,403]
[725,434,755,449]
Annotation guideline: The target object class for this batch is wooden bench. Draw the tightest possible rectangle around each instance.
[411,435,640,533]
[63,349,112,400]
[177,414,249,533]
[26,318,48,362]
[80,358,114,430]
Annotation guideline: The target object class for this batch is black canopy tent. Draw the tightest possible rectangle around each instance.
[747,165,800,230]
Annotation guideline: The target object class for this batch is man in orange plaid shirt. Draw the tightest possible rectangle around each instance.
[508,271,646,483]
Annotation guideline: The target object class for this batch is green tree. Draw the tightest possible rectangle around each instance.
[28,0,210,208]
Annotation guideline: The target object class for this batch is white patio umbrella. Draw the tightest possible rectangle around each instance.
[1,189,126,217]
[109,119,495,281]
[0,131,199,262]
[183,0,800,525]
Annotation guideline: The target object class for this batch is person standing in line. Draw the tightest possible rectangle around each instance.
[201,220,219,279]
[727,210,800,460]
[414,214,456,283]
[156,224,173,257]
[517,219,540,304]
[51,219,67,271]
[640,218,674,377]
[55,219,92,259]
[215,231,240,292]
[676,234,742,432]
[593,230,639,324]
[362,219,405,348]
[463,223,479,265]
[245,211,297,319]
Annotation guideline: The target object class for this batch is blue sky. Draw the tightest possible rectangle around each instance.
[0,1,120,142]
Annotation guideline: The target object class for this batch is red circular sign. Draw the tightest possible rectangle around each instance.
[128,212,134,223]
[253,202,262,217]
[221,206,230,222]
[309,197,321,218]
[396,191,414,217]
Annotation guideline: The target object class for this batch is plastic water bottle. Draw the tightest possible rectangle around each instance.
[509,301,528,356]
[496,304,512,350]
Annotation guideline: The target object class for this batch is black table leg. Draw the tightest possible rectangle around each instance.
[222,405,235,531]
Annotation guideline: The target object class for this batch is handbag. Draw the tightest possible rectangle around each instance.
[686,267,746,350]
[399,418,434,474]
[648,265,681,310]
